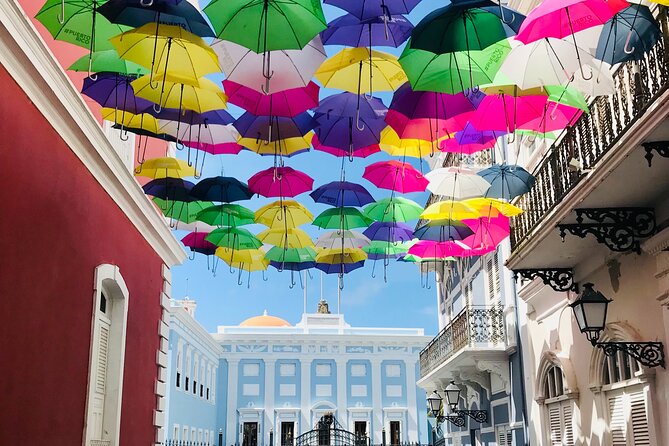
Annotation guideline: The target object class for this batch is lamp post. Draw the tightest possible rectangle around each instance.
[218,428,223,446]
[569,283,665,368]
[443,382,488,423]
[426,389,466,427]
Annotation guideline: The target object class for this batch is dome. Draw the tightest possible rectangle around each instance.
[240,310,291,327]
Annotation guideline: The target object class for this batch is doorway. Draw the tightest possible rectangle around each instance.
[354,421,367,446]
[389,421,401,446]
[243,422,258,446]
[281,422,295,446]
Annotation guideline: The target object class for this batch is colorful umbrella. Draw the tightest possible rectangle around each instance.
[325,0,421,20]
[265,246,317,263]
[212,37,327,94]
[255,200,314,228]
[313,208,373,230]
[379,127,439,158]
[314,92,387,120]
[234,112,316,142]
[596,4,661,65]
[316,248,368,264]
[312,137,381,159]
[425,167,491,199]
[69,49,149,76]
[132,75,228,114]
[478,163,536,200]
[224,81,320,117]
[314,114,387,158]
[196,204,255,227]
[363,160,428,193]
[182,231,218,255]
[363,241,408,257]
[440,123,505,155]
[216,248,268,271]
[135,156,196,178]
[248,167,314,197]
[270,260,316,271]
[363,222,414,242]
[321,13,413,48]
[414,219,475,242]
[190,176,253,203]
[258,228,314,249]
[420,200,481,221]
[206,227,263,249]
[462,197,524,218]
[407,240,471,258]
[310,181,375,207]
[364,197,423,222]
[461,214,510,250]
[154,198,213,224]
[142,177,194,200]
[315,260,366,274]
[82,72,153,116]
[315,230,372,249]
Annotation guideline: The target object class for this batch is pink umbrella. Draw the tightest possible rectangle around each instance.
[363,160,428,193]
[181,231,218,255]
[312,134,380,158]
[223,80,320,117]
[248,166,314,198]
[470,95,582,134]
[186,141,245,155]
[408,240,472,259]
[385,109,473,141]
[462,215,510,251]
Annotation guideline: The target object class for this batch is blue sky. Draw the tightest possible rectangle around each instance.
[170,1,448,336]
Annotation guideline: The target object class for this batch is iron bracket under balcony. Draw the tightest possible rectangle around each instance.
[557,208,656,253]
[642,141,669,167]
[513,268,578,293]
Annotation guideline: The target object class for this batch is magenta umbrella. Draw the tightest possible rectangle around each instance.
[363,160,428,193]
[186,141,245,155]
[408,240,472,259]
[181,231,218,256]
[470,95,582,134]
[462,215,510,251]
[312,135,380,158]
[223,80,320,117]
[248,166,314,198]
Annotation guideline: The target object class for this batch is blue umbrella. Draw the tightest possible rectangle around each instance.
[321,14,413,47]
[151,108,235,126]
[98,0,215,37]
[234,112,316,141]
[414,219,474,242]
[596,4,661,65]
[143,177,195,201]
[190,176,253,203]
[325,0,422,21]
[478,163,535,200]
[310,181,375,207]
[81,72,153,114]
[363,222,414,242]
[316,261,366,274]
[270,261,316,271]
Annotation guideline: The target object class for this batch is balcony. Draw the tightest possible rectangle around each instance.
[508,8,669,270]
[419,305,506,379]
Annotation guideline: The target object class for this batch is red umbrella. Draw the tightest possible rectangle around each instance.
[363,160,428,193]
[248,167,314,198]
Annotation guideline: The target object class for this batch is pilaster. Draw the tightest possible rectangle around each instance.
[226,359,240,446]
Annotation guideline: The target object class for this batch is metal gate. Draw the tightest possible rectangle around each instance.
[295,414,368,446]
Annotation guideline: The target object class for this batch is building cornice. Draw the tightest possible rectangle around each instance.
[0,0,185,266]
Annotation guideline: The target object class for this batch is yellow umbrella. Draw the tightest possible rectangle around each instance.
[101,107,160,134]
[132,75,227,113]
[135,156,196,179]
[255,200,314,228]
[379,126,449,158]
[315,47,407,94]
[215,247,268,271]
[240,134,313,157]
[420,200,481,220]
[315,247,367,264]
[463,197,523,217]
[258,228,314,249]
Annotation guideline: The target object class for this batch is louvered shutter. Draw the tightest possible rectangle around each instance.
[486,257,494,299]
[548,405,563,445]
[497,429,506,446]
[562,403,574,446]
[629,390,650,446]
[608,393,628,445]
[493,252,500,296]
[96,323,110,394]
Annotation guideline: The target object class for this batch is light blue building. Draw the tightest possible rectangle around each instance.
[164,298,431,446]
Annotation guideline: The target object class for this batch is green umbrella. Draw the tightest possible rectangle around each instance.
[364,197,423,223]
[265,246,317,263]
[206,227,262,250]
[363,241,408,256]
[153,197,213,224]
[197,204,255,227]
[36,0,129,76]
[399,39,511,94]
[204,0,327,53]
[545,86,589,113]
[313,207,373,230]
[69,49,148,76]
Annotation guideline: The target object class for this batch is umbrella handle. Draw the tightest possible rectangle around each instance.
[189,250,195,261]
[498,1,514,25]
[371,260,376,279]
[140,0,153,5]
[263,270,268,282]
[507,132,516,144]
[579,63,593,81]
[120,129,129,141]
[549,102,559,121]
[355,110,365,131]
[57,0,65,24]
[338,274,344,290]
[624,30,636,55]
[87,58,98,81]
[153,102,162,114]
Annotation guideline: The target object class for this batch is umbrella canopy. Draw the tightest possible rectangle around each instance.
[102,107,161,134]
[234,112,316,141]
[204,0,327,52]
[478,163,536,200]
[265,246,317,263]
[363,160,428,193]
[596,4,661,65]
[258,228,314,249]
[224,81,320,117]
[153,198,213,224]
[190,176,253,203]
[364,197,423,222]
[414,219,475,242]
[316,248,368,264]
[363,222,414,242]
[82,72,153,114]
[313,207,373,230]
[461,215,510,250]
[240,135,313,157]
[132,75,228,113]
[255,200,314,228]
[182,231,218,253]
[142,177,194,201]
[212,38,327,94]
[324,0,421,20]
[69,49,148,76]
[196,204,255,227]
[314,114,387,154]
[440,123,505,155]
[98,0,215,37]
[270,260,316,271]
[421,200,481,221]
[159,121,239,148]
[463,197,524,218]
[216,248,268,271]
[363,241,408,257]
[310,181,375,207]
[206,227,262,249]
[312,137,381,158]
[408,240,471,258]
[135,156,196,178]
[248,167,314,197]
[409,0,524,53]
[314,92,387,120]
[321,13,413,48]
[425,167,491,199]
[379,126,440,157]
[315,260,366,274]
[315,231,372,249]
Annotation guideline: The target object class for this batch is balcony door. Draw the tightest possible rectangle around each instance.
[389,421,401,446]
[354,421,367,446]
[243,422,258,446]
[281,422,295,446]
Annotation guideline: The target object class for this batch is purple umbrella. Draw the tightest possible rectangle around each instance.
[314,92,387,120]
[143,178,195,201]
[321,14,413,47]
[316,261,365,274]
[233,112,316,142]
[310,181,375,207]
[315,114,386,158]
[151,108,235,126]
[82,72,153,116]
[325,0,422,21]
[363,222,414,242]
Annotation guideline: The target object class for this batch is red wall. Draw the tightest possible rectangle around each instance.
[0,65,165,445]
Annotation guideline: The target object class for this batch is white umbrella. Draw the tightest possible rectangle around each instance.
[425,167,491,199]
[159,120,239,145]
[165,219,216,233]
[212,37,326,94]
[315,230,371,250]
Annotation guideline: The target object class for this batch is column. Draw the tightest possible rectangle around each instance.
[336,359,347,429]
[265,359,276,444]
[405,360,418,443]
[300,359,312,434]
[371,358,383,444]
[226,359,240,446]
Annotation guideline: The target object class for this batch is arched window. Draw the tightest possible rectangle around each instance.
[176,340,183,388]
[185,347,192,391]
[537,352,578,446]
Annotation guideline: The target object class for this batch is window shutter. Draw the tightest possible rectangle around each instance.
[493,252,500,296]
[486,257,494,299]
[548,405,562,445]
[608,393,627,446]
[629,390,650,445]
[95,323,110,394]
[562,403,574,446]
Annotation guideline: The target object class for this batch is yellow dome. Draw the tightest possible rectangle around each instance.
[240,311,291,327]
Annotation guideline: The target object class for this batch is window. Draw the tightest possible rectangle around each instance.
[243,363,260,377]
[185,348,191,391]
[193,353,199,395]
[200,362,206,397]
[485,252,500,301]
[205,430,210,445]
[206,365,211,400]
[495,425,512,446]
[542,365,574,446]
[183,426,189,442]
[389,421,401,445]
[191,428,197,443]
[176,341,183,388]
[173,424,180,442]
[316,363,331,376]
[351,364,367,377]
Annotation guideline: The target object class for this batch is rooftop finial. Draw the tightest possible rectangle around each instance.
[263,309,268,316]
[317,298,330,314]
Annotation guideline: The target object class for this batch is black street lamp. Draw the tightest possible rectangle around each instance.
[443,381,488,423]
[570,283,665,368]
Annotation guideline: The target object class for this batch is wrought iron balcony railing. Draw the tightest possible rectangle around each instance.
[510,8,669,251]
[419,305,506,378]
